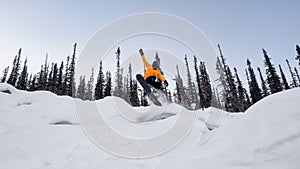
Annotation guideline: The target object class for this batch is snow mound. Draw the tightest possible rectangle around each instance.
[0,83,16,94]
[1,83,300,169]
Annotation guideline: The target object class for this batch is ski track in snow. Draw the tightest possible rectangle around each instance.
[1,83,300,169]
[255,132,300,154]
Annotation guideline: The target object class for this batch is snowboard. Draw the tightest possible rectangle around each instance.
[136,74,162,106]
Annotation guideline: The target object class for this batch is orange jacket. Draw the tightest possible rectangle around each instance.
[141,54,166,82]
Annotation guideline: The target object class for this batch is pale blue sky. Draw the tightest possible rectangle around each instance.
[0,0,299,84]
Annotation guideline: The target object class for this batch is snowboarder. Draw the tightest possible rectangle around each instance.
[136,49,169,106]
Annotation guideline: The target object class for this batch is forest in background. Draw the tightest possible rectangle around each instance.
[1,43,300,112]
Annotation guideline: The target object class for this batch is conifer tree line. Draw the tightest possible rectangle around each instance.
[215,44,300,112]
[1,43,300,111]
[3,44,78,97]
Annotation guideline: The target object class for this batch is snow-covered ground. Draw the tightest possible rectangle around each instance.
[1,83,300,169]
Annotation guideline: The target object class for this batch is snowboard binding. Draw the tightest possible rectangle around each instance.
[136,74,168,106]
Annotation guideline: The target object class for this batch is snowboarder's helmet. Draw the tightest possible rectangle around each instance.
[152,61,159,69]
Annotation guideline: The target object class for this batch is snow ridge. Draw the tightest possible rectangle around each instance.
[1,83,300,169]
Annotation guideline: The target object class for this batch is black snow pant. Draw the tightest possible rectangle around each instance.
[146,76,162,90]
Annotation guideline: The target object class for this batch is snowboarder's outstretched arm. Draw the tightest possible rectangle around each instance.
[139,49,151,68]
[138,48,168,87]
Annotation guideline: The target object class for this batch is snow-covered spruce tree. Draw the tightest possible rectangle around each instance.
[257,67,269,97]
[184,55,194,108]
[286,59,298,88]
[61,43,77,97]
[132,80,140,106]
[294,67,300,84]
[16,57,28,90]
[224,66,239,112]
[104,71,112,97]
[167,90,172,103]
[47,63,59,93]
[62,56,70,95]
[245,69,254,108]
[279,64,290,90]
[244,88,252,109]
[85,68,94,100]
[57,61,64,95]
[1,66,9,83]
[47,63,54,91]
[245,69,250,88]
[95,60,105,100]
[194,55,202,109]
[7,48,22,87]
[68,43,77,97]
[120,68,124,98]
[190,82,198,108]
[174,82,182,105]
[28,75,37,91]
[37,54,49,90]
[173,91,178,103]
[262,49,283,94]
[77,76,86,100]
[216,88,223,108]
[140,90,149,106]
[26,74,32,90]
[247,59,263,104]
[114,47,124,98]
[296,45,300,67]
[52,63,59,94]
[210,87,220,109]
[175,65,184,106]
[128,63,140,106]
[216,45,239,112]
[234,67,248,112]
[124,70,130,103]
[199,61,212,109]
[215,57,226,109]
[130,80,140,107]
[215,45,229,109]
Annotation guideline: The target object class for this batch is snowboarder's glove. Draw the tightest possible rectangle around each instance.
[139,49,144,56]
[164,80,169,87]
